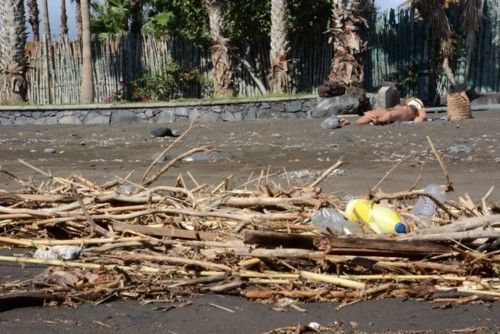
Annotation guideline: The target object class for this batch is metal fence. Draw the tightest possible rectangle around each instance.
[25,0,499,105]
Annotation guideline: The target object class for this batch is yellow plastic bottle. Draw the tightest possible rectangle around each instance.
[345,199,406,235]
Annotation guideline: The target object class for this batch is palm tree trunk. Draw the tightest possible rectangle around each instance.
[0,0,28,103]
[203,0,233,98]
[412,0,458,87]
[73,0,83,41]
[80,0,94,104]
[27,0,40,42]
[270,0,291,93]
[129,0,142,34]
[41,0,52,41]
[328,0,366,87]
[60,0,69,40]
[463,0,484,85]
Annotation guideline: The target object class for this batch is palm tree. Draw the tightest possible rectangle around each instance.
[80,0,94,103]
[129,0,142,34]
[269,0,291,93]
[27,0,41,42]
[72,0,83,41]
[60,0,69,40]
[0,0,28,103]
[411,0,484,87]
[202,0,233,98]
[328,0,367,88]
[41,0,52,41]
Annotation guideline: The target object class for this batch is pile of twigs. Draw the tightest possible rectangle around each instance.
[0,145,499,309]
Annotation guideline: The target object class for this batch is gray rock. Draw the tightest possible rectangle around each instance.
[44,147,57,153]
[13,116,34,125]
[222,111,236,122]
[375,85,400,108]
[311,95,360,118]
[174,107,189,116]
[321,115,341,129]
[85,111,110,124]
[110,110,137,124]
[197,111,221,123]
[150,127,180,137]
[257,109,273,119]
[243,107,257,121]
[184,151,231,162]
[59,115,82,124]
[157,110,175,123]
[285,100,303,113]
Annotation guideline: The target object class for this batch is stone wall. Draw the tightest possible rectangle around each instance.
[0,97,317,126]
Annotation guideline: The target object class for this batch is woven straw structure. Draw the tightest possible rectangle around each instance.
[447,91,471,121]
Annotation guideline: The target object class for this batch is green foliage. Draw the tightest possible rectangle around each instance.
[383,62,420,97]
[112,63,208,102]
[91,0,130,36]
[91,0,333,43]
[142,0,209,42]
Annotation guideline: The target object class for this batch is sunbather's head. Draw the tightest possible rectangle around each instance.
[406,98,424,110]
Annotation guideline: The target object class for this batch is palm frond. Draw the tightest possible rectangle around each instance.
[411,0,454,56]
[462,0,484,51]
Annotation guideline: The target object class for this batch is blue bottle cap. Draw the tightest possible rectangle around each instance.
[395,223,407,234]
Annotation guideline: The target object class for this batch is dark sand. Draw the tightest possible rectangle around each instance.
[1,111,499,333]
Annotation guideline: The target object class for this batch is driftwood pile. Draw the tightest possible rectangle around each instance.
[0,144,499,310]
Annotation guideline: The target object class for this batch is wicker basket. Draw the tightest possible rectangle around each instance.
[447,91,471,121]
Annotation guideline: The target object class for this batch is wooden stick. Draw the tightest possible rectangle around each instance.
[481,186,495,216]
[142,121,197,184]
[300,271,367,290]
[118,252,232,272]
[142,146,215,187]
[168,273,227,288]
[371,154,410,192]
[71,186,113,238]
[0,255,222,276]
[309,159,343,188]
[223,196,320,208]
[0,236,146,247]
[404,215,500,236]
[426,136,453,191]
[398,229,500,242]
[243,230,451,258]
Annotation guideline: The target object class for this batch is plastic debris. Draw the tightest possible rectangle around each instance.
[449,144,472,154]
[412,184,446,218]
[34,246,82,261]
[310,208,363,235]
[345,199,407,235]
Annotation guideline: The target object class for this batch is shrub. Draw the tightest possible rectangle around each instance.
[111,63,207,102]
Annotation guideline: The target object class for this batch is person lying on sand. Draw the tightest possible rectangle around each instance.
[341,98,427,126]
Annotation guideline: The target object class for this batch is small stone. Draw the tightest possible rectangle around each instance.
[321,115,341,129]
[150,127,180,137]
[44,148,56,154]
